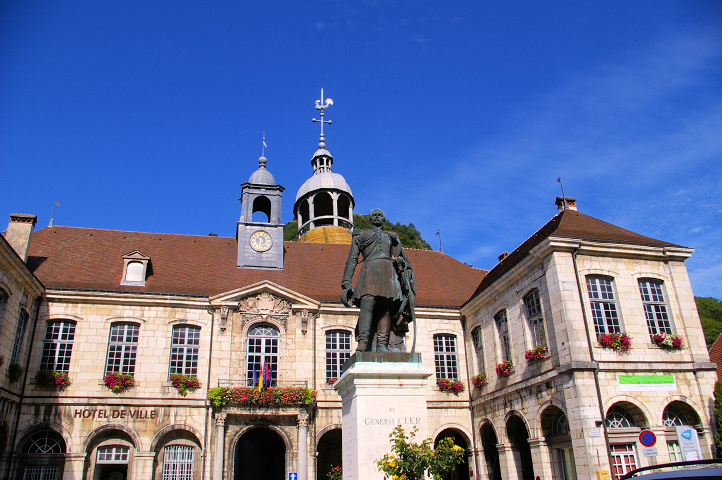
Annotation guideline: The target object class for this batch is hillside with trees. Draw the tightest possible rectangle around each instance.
[697,296,722,348]
[284,214,432,250]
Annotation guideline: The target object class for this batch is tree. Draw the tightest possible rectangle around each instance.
[696,297,722,349]
[715,381,722,457]
[376,425,465,480]
[283,219,298,241]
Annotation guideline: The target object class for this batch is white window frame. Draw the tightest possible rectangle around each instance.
[524,289,546,347]
[246,324,279,387]
[40,321,76,372]
[494,310,511,362]
[97,445,130,464]
[169,325,200,378]
[162,444,195,480]
[586,277,621,336]
[610,444,638,480]
[325,330,351,381]
[105,323,140,375]
[433,334,459,380]
[638,279,673,339]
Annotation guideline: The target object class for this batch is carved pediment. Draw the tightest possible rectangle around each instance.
[238,293,291,329]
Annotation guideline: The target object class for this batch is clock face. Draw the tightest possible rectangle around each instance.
[249,230,272,252]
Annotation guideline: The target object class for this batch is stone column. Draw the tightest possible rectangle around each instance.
[496,443,517,480]
[298,411,310,480]
[213,412,227,480]
[63,453,86,480]
[331,192,339,226]
[308,196,315,229]
[528,437,554,480]
[132,452,155,479]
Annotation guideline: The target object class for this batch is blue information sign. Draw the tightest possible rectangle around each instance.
[639,430,656,447]
[289,473,298,480]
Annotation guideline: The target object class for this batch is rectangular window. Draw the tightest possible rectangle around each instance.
[39,321,76,372]
[10,309,29,365]
[434,334,459,380]
[667,441,681,462]
[610,444,638,480]
[325,330,351,381]
[169,325,200,377]
[22,465,59,480]
[639,280,672,339]
[524,289,546,347]
[105,323,139,375]
[97,445,130,463]
[471,327,485,373]
[587,277,621,336]
[494,310,511,361]
[162,445,195,480]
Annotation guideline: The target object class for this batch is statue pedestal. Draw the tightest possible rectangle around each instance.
[335,353,433,480]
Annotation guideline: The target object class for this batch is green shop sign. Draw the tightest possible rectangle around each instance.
[618,375,676,391]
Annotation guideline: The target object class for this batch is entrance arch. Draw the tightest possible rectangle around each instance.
[434,428,470,480]
[480,423,501,480]
[234,427,286,480]
[506,414,534,480]
[316,428,342,480]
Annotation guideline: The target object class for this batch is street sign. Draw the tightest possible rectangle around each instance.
[643,447,658,457]
[289,473,298,480]
[639,430,656,447]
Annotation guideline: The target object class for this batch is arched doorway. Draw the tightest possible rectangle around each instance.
[480,423,501,480]
[235,428,286,480]
[434,428,470,480]
[506,414,534,480]
[316,428,342,480]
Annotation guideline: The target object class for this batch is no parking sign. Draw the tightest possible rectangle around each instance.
[638,430,656,447]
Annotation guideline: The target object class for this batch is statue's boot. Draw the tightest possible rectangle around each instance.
[376,311,391,352]
[356,301,374,351]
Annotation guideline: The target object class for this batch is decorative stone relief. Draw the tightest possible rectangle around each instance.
[238,293,291,329]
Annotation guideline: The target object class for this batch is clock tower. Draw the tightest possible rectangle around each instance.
[237,151,285,269]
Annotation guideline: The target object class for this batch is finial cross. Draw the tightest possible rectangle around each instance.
[312,88,333,137]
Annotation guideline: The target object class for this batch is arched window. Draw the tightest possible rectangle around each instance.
[0,287,8,322]
[252,196,272,223]
[169,325,200,378]
[638,280,672,339]
[246,324,279,387]
[325,330,351,382]
[524,289,546,348]
[586,276,621,336]
[551,410,570,436]
[21,430,66,480]
[494,310,511,362]
[471,327,485,373]
[105,323,140,375]
[433,334,459,380]
[125,261,145,282]
[40,320,76,372]
[606,405,636,429]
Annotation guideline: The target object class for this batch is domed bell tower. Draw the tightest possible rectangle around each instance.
[237,147,285,269]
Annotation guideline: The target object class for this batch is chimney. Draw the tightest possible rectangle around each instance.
[4,214,37,262]
[555,197,577,213]
[498,252,509,262]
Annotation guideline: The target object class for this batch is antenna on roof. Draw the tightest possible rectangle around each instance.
[49,202,60,227]
[436,230,443,253]
[556,178,568,210]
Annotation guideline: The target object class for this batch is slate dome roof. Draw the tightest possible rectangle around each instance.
[248,156,275,185]
[295,171,353,202]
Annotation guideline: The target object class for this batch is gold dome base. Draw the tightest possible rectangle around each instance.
[299,226,352,244]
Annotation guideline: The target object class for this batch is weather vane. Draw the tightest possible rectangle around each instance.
[261,132,267,157]
[312,88,333,147]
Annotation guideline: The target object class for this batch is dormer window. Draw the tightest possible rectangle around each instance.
[121,251,150,286]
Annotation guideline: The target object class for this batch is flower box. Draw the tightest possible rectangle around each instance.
[8,363,23,385]
[496,361,513,377]
[437,378,465,394]
[525,346,548,362]
[103,373,134,393]
[170,374,201,396]
[598,332,632,352]
[471,373,487,389]
[208,386,317,407]
[37,371,71,390]
[651,333,684,350]
[326,377,337,386]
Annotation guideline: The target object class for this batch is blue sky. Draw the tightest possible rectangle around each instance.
[1,1,721,297]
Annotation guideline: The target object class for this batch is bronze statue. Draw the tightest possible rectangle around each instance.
[341,209,416,352]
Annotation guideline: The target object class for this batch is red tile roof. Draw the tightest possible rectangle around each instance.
[467,209,683,302]
[709,333,722,381]
[27,226,486,308]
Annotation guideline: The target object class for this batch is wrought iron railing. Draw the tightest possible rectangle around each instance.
[216,379,308,388]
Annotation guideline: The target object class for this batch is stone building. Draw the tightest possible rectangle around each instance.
[0,104,715,480]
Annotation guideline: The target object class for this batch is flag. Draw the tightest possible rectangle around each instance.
[268,361,273,387]
[252,362,258,387]
[265,359,271,387]
[258,362,263,391]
